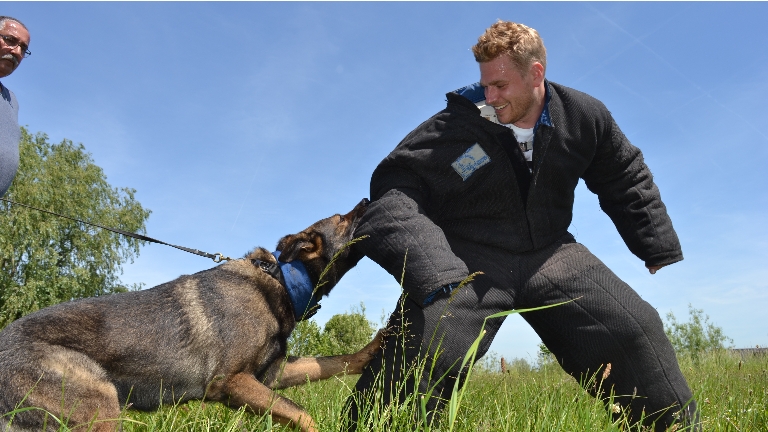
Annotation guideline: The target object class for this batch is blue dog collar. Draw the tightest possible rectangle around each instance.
[272,251,320,321]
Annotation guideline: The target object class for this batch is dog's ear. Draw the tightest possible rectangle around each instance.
[276,232,318,262]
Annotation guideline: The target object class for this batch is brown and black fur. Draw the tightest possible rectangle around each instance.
[0,199,379,432]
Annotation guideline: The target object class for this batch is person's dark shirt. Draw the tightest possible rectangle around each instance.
[0,81,20,197]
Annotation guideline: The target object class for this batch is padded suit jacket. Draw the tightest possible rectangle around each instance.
[355,81,683,305]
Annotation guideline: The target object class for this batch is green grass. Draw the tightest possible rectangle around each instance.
[5,350,765,431]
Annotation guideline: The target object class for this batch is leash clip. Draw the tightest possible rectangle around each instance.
[212,253,231,263]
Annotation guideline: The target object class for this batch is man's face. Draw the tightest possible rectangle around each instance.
[0,20,30,79]
[479,54,539,126]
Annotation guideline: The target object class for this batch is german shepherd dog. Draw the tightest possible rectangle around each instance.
[0,199,379,432]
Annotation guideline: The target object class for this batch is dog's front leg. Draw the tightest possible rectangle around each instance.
[266,330,385,389]
[218,372,319,432]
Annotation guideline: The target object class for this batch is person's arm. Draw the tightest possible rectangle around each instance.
[355,164,469,307]
[582,114,683,269]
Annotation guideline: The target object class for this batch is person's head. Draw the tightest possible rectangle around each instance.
[473,21,547,127]
[472,20,546,75]
[0,16,30,79]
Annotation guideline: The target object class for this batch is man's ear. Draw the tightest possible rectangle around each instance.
[276,232,315,262]
[529,62,545,87]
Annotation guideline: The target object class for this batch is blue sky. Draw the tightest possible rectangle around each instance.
[4,2,767,362]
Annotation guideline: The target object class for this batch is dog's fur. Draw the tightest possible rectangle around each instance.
[0,199,378,432]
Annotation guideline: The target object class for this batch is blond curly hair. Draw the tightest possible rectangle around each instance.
[472,20,546,74]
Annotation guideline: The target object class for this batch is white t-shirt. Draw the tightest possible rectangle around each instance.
[476,101,534,163]
[505,123,534,163]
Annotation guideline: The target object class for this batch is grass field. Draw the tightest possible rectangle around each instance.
[5,349,764,431]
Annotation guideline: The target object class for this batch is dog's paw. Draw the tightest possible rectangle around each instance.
[361,329,387,358]
[344,329,387,374]
[369,328,387,351]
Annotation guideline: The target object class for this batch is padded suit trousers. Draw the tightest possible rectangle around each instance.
[346,234,697,430]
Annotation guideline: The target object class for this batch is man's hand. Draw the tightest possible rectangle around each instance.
[646,264,668,275]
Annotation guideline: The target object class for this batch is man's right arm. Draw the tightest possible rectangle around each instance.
[355,165,469,307]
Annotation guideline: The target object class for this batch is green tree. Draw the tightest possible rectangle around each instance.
[320,303,377,356]
[0,128,150,327]
[288,303,377,356]
[664,303,733,361]
[536,342,557,370]
[288,319,325,357]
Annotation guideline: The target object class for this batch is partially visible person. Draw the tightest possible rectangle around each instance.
[0,15,30,198]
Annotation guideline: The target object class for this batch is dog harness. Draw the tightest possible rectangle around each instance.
[251,252,320,321]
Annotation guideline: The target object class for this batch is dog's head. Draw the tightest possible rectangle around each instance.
[275,198,369,298]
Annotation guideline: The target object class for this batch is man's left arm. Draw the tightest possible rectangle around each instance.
[582,114,683,272]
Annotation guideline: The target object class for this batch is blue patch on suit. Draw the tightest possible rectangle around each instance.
[451,144,490,181]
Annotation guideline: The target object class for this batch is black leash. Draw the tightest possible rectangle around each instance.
[0,197,231,263]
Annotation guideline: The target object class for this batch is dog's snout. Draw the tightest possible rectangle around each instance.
[355,198,370,212]
[345,198,369,220]
[359,198,370,211]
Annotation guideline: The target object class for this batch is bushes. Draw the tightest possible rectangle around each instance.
[664,304,733,361]
[288,302,377,356]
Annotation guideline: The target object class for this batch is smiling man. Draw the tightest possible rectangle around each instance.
[347,20,698,431]
[0,16,30,198]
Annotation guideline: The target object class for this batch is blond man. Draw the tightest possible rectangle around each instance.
[348,20,697,431]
